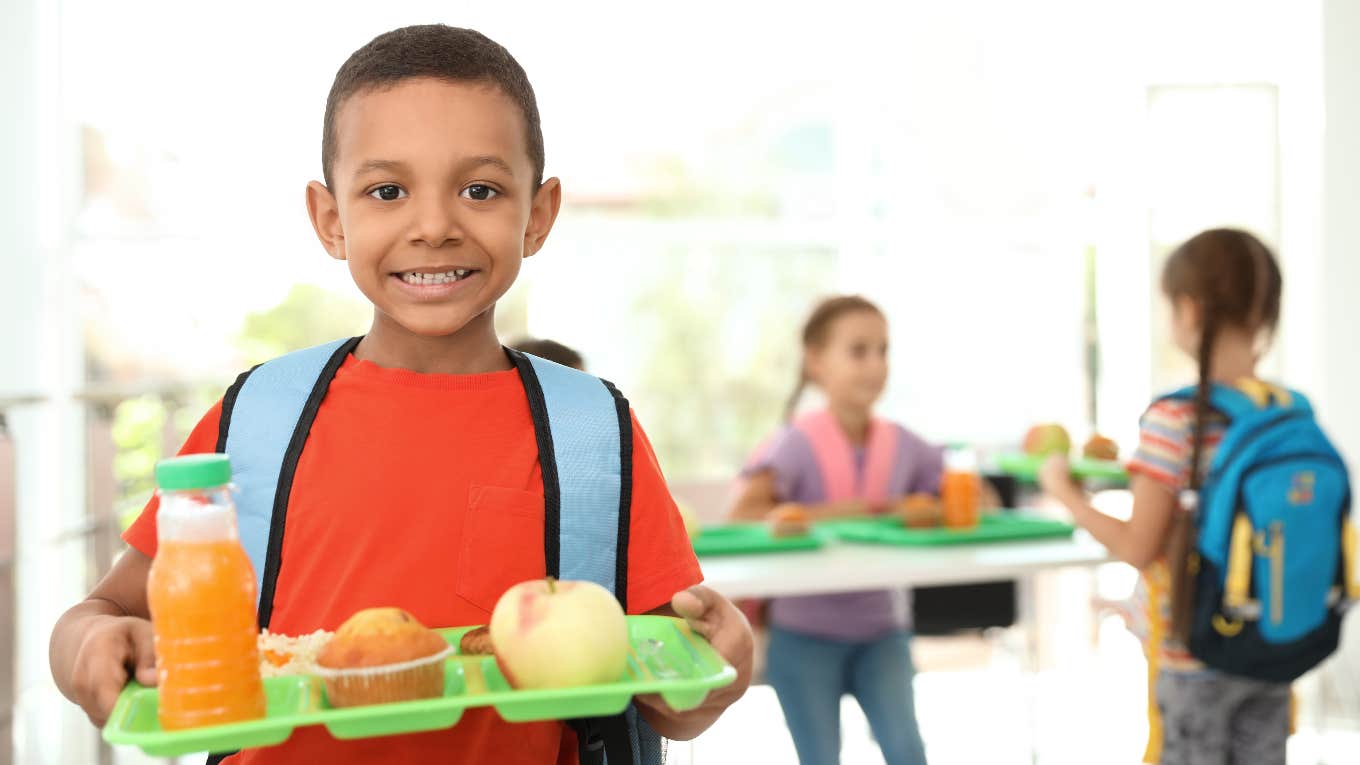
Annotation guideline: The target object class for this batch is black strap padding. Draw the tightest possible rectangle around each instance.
[506,348,562,579]
[602,379,633,611]
[571,716,636,765]
[256,337,361,629]
[216,364,260,453]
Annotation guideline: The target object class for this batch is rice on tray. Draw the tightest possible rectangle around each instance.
[258,629,333,678]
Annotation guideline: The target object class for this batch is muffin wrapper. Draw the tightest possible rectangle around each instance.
[313,647,452,708]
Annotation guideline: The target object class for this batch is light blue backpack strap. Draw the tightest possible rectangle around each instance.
[220,338,357,621]
[625,706,665,765]
[511,351,629,602]
[507,350,658,765]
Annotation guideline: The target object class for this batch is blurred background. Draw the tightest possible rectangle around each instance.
[2,0,1359,762]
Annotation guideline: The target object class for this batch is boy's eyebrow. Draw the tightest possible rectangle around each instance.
[353,159,408,180]
[351,156,515,179]
[465,155,515,176]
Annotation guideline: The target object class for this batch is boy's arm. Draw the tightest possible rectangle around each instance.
[49,548,157,725]
[637,586,753,740]
[624,414,753,738]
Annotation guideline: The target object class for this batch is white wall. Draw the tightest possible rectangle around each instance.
[1313,0,1360,731]
[1,0,99,761]
[1321,1,1360,463]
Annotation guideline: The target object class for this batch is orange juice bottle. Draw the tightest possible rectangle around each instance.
[941,445,981,529]
[147,454,265,730]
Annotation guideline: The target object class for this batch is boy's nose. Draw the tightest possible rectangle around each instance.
[411,197,463,247]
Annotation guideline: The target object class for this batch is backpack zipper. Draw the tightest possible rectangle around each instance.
[1271,521,1284,625]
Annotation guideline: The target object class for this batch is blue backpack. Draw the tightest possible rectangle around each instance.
[205,338,662,765]
[1169,383,1354,682]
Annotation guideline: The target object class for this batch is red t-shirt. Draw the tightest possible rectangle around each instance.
[124,355,702,764]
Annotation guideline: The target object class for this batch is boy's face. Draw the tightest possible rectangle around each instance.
[307,78,559,339]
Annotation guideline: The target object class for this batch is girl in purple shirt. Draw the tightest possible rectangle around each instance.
[732,295,937,765]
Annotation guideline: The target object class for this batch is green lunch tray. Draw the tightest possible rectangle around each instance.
[994,452,1128,483]
[103,616,736,757]
[824,512,1075,546]
[691,522,832,557]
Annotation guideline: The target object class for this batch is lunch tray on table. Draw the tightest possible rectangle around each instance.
[103,616,736,756]
[993,453,1128,484]
[691,522,832,557]
[819,512,1075,546]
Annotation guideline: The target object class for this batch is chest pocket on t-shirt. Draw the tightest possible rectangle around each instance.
[455,485,547,615]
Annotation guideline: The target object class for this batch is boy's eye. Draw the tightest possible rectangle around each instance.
[461,184,499,201]
[368,184,407,201]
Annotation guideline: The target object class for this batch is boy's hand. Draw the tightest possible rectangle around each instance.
[1038,454,1082,503]
[637,585,753,740]
[67,615,157,727]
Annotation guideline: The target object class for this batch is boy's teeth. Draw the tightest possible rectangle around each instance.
[402,269,472,285]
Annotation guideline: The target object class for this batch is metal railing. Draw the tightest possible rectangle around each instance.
[0,395,43,765]
[3,384,216,765]
[1,410,18,765]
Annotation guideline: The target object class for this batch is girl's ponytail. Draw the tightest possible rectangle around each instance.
[1168,308,1218,644]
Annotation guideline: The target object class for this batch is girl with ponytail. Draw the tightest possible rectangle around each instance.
[730,295,939,765]
[1040,229,1287,764]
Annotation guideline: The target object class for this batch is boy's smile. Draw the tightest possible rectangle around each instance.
[306,77,560,354]
[391,265,479,301]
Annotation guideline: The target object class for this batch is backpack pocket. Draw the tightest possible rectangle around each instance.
[1240,454,1348,643]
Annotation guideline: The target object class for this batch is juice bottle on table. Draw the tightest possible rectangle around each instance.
[941,445,981,529]
[147,454,266,730]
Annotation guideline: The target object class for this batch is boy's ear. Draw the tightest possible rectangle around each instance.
[306,181,347,261]
[524,177,562,258]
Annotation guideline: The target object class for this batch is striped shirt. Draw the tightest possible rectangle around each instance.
[1128,397,1229,490]
[1127,395,1230,669]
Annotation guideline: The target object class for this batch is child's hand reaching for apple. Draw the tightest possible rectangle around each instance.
[1038,453,1081,503]
[637,585,753,740]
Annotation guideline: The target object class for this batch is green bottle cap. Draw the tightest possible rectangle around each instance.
[155,454,232,491]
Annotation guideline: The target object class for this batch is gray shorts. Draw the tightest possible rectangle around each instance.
[1156,670,1289,765]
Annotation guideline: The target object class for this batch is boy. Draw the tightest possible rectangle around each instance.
[49,24,752,764]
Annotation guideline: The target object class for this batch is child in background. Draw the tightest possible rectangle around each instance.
[730,295,933,765]
[510,337,585,370]
[49,24,752,764]
[1041,229,1297,764]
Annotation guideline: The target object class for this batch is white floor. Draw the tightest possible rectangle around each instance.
[673,615,1359,765]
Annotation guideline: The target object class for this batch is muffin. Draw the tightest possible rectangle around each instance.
[768,504,811,537]
[898,493,943,529]
[1083,434,1120,461]
[314,608,451,707]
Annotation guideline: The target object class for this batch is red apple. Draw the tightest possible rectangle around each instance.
[1023,423,1071,457]
[489,578,629,690]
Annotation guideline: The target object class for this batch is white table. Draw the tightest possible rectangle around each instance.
[699,531,1114,598]
[696,531,1117,765]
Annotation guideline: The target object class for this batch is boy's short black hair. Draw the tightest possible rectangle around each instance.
[510,337,585,370]
[322,25,544,191]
